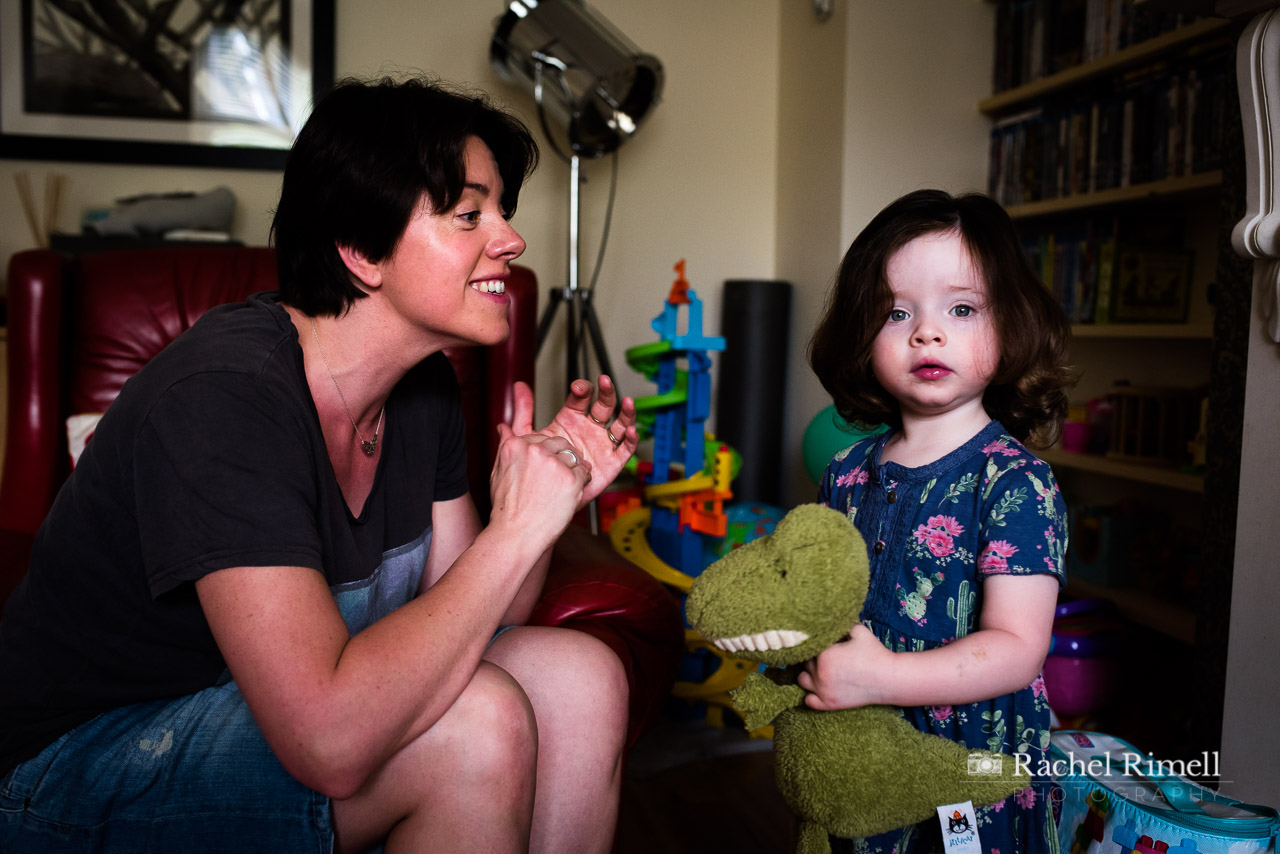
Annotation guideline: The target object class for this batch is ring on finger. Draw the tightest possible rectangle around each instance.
[556,448,579,467]
[607,430,622,448]
[589,412,609,426]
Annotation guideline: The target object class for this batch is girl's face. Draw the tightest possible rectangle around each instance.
[871,229,999,426]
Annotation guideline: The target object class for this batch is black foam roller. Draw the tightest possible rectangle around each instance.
[716,280,792,505]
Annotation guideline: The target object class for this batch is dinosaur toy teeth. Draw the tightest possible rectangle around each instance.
[712,629,809,652]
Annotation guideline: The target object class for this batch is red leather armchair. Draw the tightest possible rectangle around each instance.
[0,246,682,748]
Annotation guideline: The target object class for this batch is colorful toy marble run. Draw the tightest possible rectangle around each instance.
[624,260,730,575]
[607,261,766,732]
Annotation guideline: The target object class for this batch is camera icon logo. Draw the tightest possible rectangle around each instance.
[967,753,1003,776]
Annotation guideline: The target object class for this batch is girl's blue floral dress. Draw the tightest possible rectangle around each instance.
[819,421,1066,854]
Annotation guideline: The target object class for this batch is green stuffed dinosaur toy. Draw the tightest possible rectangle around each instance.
[685,504,1028,854]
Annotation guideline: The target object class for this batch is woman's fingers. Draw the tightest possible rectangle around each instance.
[586,375,617,424]
[510,381,536,435]
[608,395,638,454]
[562,378,595,417]
[495,428,591,488]
[567,375,638,456]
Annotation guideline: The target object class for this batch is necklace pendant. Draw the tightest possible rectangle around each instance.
[361,438,378,456]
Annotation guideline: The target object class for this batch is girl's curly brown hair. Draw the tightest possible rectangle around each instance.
[808,189,1075,448]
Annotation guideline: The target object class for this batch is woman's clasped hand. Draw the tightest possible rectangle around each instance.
[491,376,639,542]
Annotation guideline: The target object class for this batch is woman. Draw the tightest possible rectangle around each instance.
[0,77,638,853]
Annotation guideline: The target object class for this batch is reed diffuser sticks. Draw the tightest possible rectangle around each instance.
[13,172,67,248]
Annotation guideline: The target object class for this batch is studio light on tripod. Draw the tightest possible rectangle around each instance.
[491,0,663,159]
[490,0,664,391]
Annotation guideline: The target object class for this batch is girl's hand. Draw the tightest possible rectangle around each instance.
[797,624,894,710]
[513,377,639,508]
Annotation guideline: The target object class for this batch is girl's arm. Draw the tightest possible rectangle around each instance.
[798,573,1059,709]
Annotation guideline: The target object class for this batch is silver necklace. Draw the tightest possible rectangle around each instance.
[310,318,385,457]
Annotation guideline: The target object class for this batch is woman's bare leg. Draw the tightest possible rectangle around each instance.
[485,626,629,854]
[330,660,538,854]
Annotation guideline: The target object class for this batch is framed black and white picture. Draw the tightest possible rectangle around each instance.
[0,0,334,169]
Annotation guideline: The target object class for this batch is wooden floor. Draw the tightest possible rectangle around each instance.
[616,717,794,854]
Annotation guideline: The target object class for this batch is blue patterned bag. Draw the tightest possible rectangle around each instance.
[1049,731,1279,854]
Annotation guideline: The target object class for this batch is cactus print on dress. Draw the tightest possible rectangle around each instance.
[821,421,1066,854]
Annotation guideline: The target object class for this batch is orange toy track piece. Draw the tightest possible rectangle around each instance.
[601,494,643,532]
[597,485,645,533]
[675,444,734,537]
[678,489,728,537]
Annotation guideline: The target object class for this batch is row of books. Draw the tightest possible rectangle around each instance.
[988,49,1229,208]
[994,0,1208,93]
[1022,223,1193,325]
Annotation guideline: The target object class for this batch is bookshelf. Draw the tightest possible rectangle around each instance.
[982,4,1235,754]
[1003,170,1222,219]
[1037,447,1203,493]
[980,17,1233,114]
[1064,575,1196,644]
[1069,321,1212,339]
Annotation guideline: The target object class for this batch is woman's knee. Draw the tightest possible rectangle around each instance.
[331,664,538,851]
[492,627,629,739]
[559,632,630,722]
[446,661,539,779]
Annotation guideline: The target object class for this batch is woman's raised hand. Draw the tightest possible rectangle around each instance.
[513,376,639,507]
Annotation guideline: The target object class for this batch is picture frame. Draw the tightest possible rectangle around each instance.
[1110,246,1194,323]
[0,0,334,170]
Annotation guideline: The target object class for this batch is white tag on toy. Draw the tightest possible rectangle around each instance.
[936,801,981,853]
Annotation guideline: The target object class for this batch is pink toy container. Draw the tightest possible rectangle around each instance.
[1043,599,1126,718]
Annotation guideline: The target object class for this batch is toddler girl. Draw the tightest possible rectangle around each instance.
[806,189,1075,853]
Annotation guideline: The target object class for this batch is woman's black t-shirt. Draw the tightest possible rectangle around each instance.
[0,293,469,774]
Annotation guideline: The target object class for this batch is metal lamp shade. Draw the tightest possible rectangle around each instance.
[491,0,663,158]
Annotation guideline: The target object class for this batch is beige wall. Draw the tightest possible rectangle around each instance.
[775,0,849,505]
[780,0,995,506]
[0,1,781,430]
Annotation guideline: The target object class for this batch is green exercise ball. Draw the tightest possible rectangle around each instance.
[802,405,886,484]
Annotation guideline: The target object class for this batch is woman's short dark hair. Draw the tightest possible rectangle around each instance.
[807,189,1075,448]
[271,76,539,316]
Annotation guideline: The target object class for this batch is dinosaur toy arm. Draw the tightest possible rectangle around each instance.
[730,671,806,731]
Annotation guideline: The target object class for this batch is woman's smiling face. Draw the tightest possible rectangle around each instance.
[377,135,527,350]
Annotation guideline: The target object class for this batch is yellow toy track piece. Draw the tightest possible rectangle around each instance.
[674,630,772,738]
[673,629,754,701]
[608,506,694,593]
[644,472,714,501]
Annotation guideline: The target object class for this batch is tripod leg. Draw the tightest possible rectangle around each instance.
[580,291,617,403]
[565,291,580,392]
[536,287,565,356]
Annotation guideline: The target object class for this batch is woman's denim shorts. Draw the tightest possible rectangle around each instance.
[0,679,333,853]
